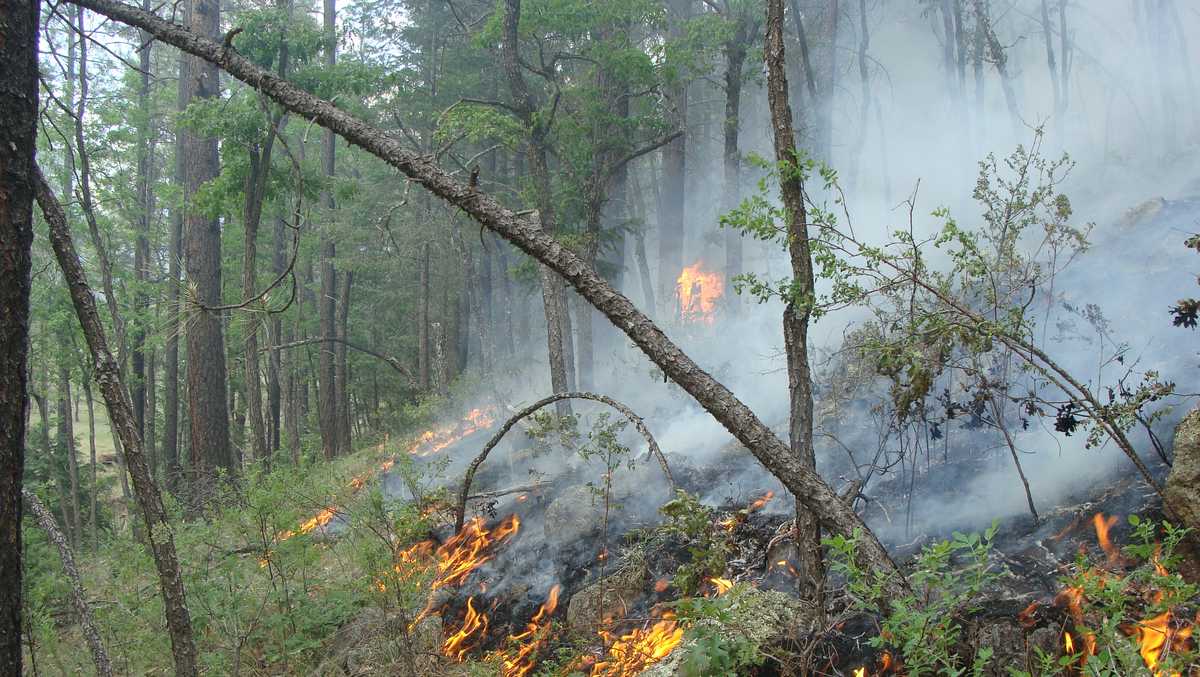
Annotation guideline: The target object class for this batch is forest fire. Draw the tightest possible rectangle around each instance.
[1053,513,1196,675]
[408,406,497,457]
[443,596,489,660]
[491,585,562,677]
[272,408,498,545]
[430,514,521,591]
[676,261,723,325]
[591,610,685,676]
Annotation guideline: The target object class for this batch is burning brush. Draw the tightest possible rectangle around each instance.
[1051,513,1197,676]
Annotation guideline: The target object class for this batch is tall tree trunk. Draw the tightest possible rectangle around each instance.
[241,99,285,466]
[0,0,37,665]
[69,0,914,600]
[36,167,201,677]
[268,215,286,454]
[659,0,689,315]
[164,18,187,493]
[766,0,826,609]
[1039,0,1061,119]
[146,349,156,479]
[82,379,99,552]
[317,0,340,460]
[722,27,748,303]
[335,271,352,455]
[847,0,871,194]
[182,0,234,500]
[972,0,1019,133]
[502,0,572,417]
[132,0,154,450]
[418,240,431,390]
[58,366,83,549]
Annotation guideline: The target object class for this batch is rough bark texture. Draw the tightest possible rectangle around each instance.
[35,167,200,677]
[765,0,825,607]
[318,0,340,460]
[182,0,234,496]
[0,0,38,668]
[68,0,911,598]
[22,488,113,677]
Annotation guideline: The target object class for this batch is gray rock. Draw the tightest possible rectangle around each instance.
[543,485,605,546]
[566,549,649,634]
[1165,406,1200,535]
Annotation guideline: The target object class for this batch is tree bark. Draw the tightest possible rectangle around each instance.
[268,215,287,453]
[335,270,352,455]
[1039,0,1061,119]
[82,379,99,552]
[58,366,83,549]
[318,0,340,460]
[0,0,37,667]
[722,18,750,302]
[68,0,912,599]
[659,0,689,315]
[35,166,201,677]
[22,489,113,677]
[418,240,431,390]
[164,18,187,493]
[972,0,1020,133]
[182,0,234,498]
[132,0,154,450]
[766,0,825,608]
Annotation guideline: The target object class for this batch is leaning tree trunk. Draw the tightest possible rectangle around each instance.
[765,0,825,609]
[22,488,113,677]
[67,0,913,601]
[0,0,38,669]
[35,166,201,676]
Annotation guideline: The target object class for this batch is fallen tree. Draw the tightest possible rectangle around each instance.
[59,0,911,599]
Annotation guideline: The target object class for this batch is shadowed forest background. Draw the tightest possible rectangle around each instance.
[2,0,1200,675]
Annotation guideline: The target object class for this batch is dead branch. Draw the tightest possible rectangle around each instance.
[22,488,112,677]
[454,391,673,532]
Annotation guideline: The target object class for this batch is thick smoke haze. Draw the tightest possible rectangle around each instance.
[442,0,1200,547]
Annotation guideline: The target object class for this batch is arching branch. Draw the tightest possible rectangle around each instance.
[454,391,673,532]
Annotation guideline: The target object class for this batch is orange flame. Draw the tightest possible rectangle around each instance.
[492,585,562,677]
[748,490,775,513]
[408,407,497,457]
[676,261,723,325]
[274,408,496,547]
[432,514,520,591]
[592,611,685,676]
[442,596,489,661]
[709,577,733,596]
[853,668,866,677]
[1092,513,1123,567]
